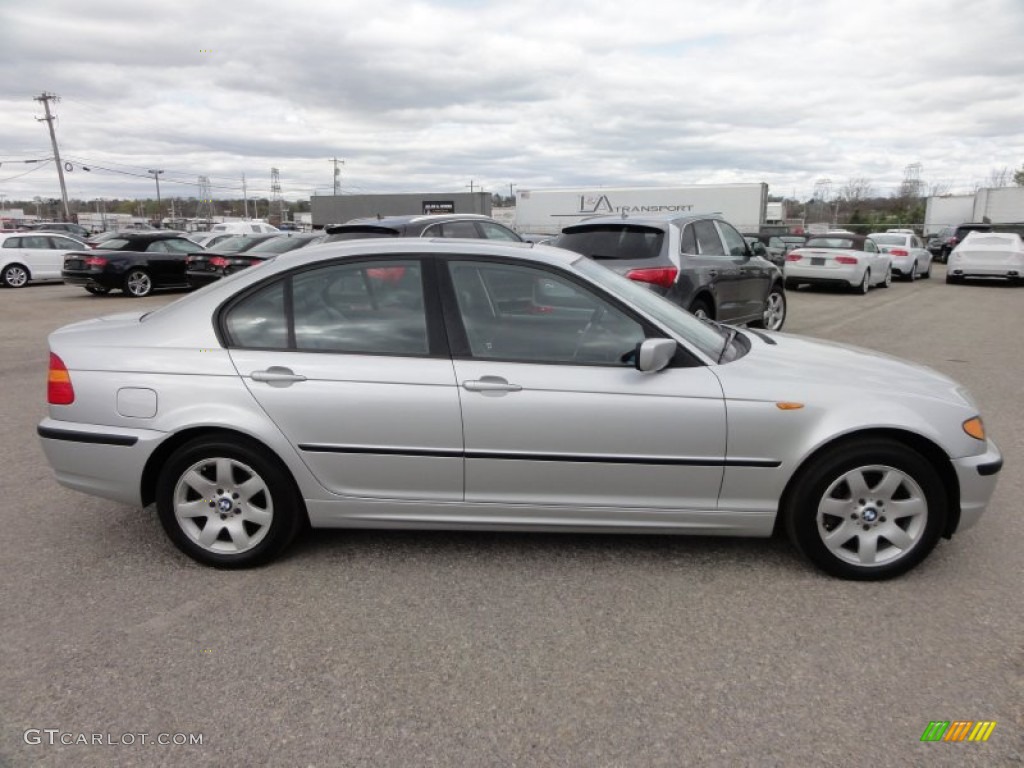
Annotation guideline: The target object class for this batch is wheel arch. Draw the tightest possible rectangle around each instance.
[775,427,961,539]
[3,261,31,281]
[141,426,307,523]
[688,289,716,318]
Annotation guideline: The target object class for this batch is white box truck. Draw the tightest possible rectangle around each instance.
[514,183,768,236]
[923,195,976,235]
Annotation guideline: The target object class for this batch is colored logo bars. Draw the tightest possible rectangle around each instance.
[921,721,996,742]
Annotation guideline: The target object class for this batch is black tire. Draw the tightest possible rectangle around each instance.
[879,266,892,289]
[750,285,786,331]
[856,269,870,294]
[123,268,153,297]
[688,297,714,321]
[156,435,305,568]
[906,263,917,282]
[85,285,111,295]
[2,263,30,288]
[921,260,932,279]
[784,438,947,580]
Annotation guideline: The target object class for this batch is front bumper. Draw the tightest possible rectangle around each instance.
[950,439,1003,533]
[38,419,166,506]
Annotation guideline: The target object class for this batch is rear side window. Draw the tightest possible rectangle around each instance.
[555,225,664,261]
[693,220,725,256]
[478,222,522,241]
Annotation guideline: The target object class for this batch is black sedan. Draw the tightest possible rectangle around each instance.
[62,233,202,297]
[186,233,325,287]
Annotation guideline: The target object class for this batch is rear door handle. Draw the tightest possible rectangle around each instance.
[250,367,307,386]
[462,376,522,393]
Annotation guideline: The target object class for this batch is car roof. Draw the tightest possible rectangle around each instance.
[562,212,726,230]
[107,232,191,240]
[325,213,500,233]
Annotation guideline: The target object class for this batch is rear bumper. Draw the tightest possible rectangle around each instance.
[38,419,165,506]
[950,440,1003,533]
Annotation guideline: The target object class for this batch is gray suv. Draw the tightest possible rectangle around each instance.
[553,213,786,330]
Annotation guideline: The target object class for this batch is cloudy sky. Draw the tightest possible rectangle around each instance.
[2,0,1023,208]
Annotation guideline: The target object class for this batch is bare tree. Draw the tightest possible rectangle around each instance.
[987,167,1012,187]
[1015,165,1024,187]
[840,177,874,203]
[926,182,952,197]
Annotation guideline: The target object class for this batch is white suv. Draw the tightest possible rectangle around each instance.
[1,232,88,287]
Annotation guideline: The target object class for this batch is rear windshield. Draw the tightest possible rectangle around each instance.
[805,237,856,249]
[324,227,400,241]
[554,225,664,261]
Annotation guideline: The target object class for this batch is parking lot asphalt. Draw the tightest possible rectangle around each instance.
[1,267,1021,767]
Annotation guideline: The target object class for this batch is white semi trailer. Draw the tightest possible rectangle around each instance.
[514,183,769,236]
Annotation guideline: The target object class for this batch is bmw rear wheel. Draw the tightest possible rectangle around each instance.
[784,438,947,580]
[2,263,29,288]
[156,435,305,567]
[124,269,153,297]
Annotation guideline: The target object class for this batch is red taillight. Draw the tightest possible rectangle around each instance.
[84,256,107,267]
[785,253,802,262]
[249,259,263,266]
[836,256,858,265]
[625,267,678,289]
[47,352,75,405]
[890,248,909,257]
[209,256,230,268]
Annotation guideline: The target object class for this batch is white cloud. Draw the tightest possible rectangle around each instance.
[1,0,1022,205]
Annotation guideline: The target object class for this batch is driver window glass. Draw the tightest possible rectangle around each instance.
[448,261,645,365]
[716,221,749,257]
[439,221,479,238]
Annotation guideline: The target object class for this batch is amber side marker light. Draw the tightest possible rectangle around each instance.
[47,352,75,405]
[776,402,804,410]
[962,417,986,441]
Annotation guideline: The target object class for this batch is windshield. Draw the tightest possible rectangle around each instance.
[805,237,857,249]
[572,257,727,361]
[246,236,318,254]
[869,234,908,245]
[210,236,265,254]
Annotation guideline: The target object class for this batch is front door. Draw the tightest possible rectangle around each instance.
[443,258,727,524]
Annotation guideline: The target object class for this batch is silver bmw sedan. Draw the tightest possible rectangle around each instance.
[38,238,1002,579]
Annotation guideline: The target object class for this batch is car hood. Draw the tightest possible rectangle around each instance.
[717,330,973,408]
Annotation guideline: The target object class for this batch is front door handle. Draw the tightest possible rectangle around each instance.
[462,376,522,393]
[250,367,307,386]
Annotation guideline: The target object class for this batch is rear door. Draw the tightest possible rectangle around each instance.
[224,256,464,503]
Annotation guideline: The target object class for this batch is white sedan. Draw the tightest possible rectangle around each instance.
[0,232,89,287]
[947,231,1024,285]
[784,235,892,293]
[868,231,933,281]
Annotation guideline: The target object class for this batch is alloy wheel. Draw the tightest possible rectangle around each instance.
[816,464,928,568]
[172,457,274,555]
[3,265,29,288]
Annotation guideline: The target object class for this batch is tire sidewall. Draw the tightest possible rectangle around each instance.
[156,437,303,567]
[784,439,948,580]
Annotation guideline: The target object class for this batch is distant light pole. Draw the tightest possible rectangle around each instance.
[148,169,164,225]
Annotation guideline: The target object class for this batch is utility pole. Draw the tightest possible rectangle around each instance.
[147,169,163,225]
[330,158,343,195]
[242,173,249,218]
[466,180,476,193]
[34,92,70,221]
[509,183,515,203]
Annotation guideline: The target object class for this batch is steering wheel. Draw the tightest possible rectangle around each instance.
[571,305,608,361]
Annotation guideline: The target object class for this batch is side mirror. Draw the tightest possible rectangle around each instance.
[635,338,677,372]
[751,242,767,257]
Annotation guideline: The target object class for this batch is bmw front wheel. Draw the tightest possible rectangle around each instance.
[784,438,947,580]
